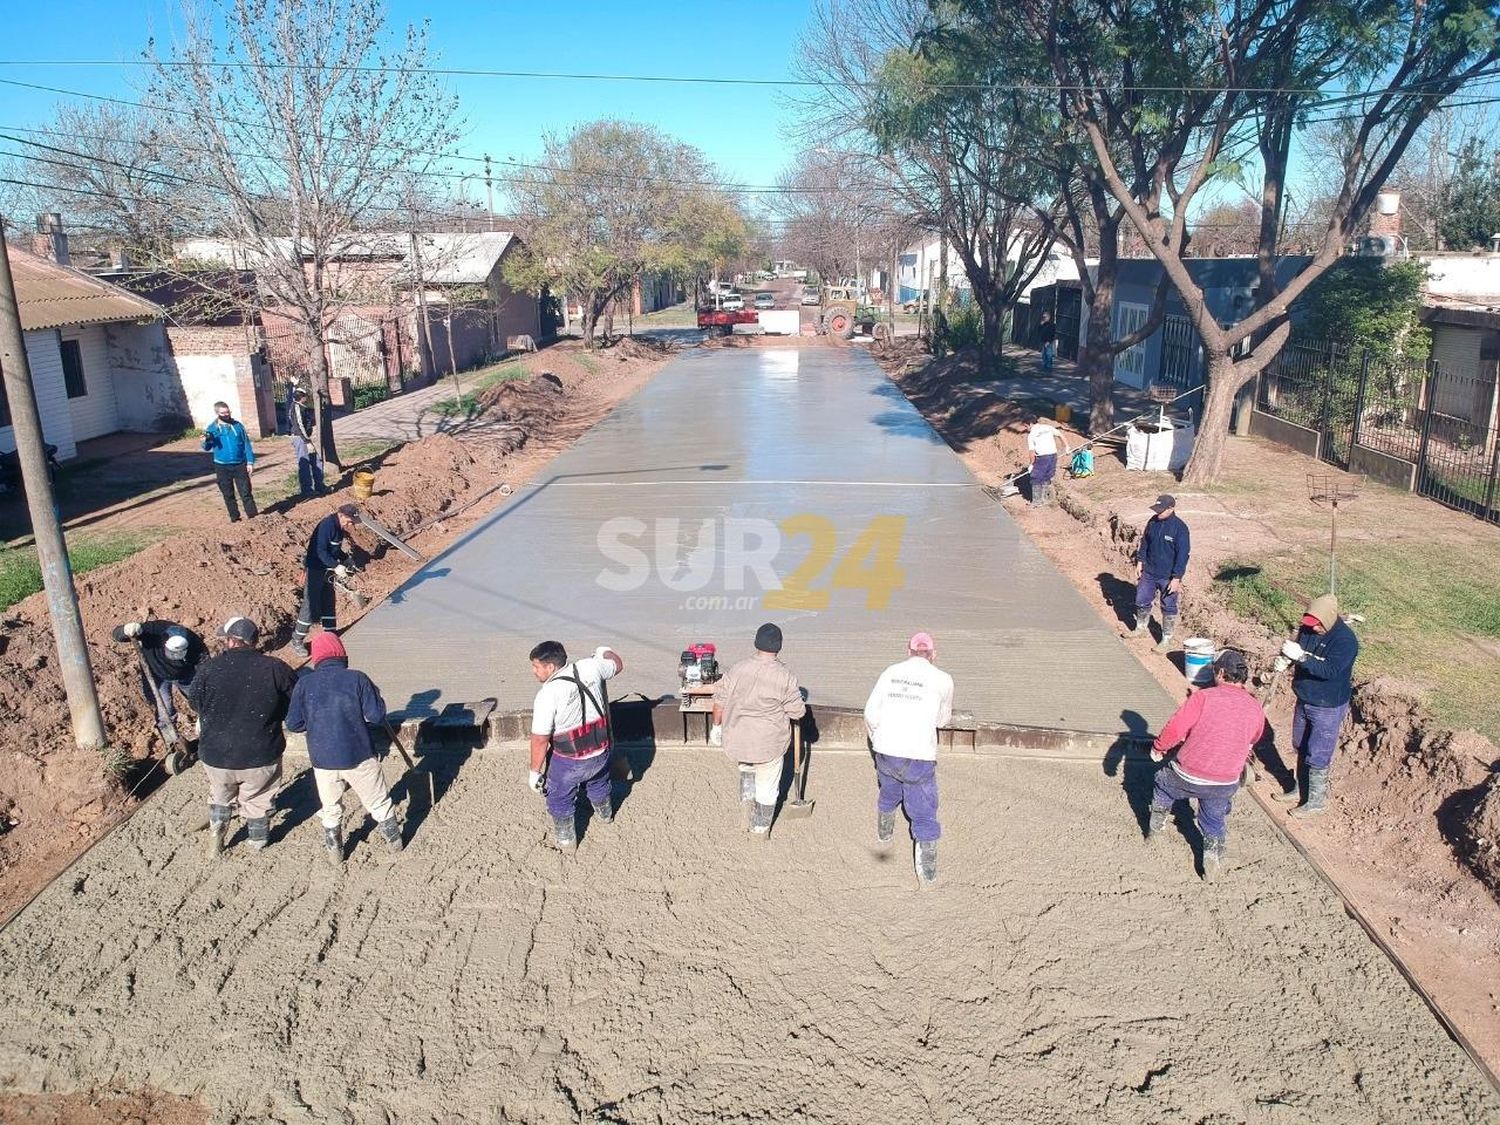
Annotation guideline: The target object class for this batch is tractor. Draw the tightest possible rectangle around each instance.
[816,285,891,342]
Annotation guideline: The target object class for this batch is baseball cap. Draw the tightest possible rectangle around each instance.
[216,616,258,643]
[337,502,360,519]
[292,387,308,399]
[1213,649,1249,679]
[1150,494,1176,512]
[163,629,190,659]
[909,631,935,653]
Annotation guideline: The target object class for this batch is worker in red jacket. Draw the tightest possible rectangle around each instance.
[1147,649,1267,881]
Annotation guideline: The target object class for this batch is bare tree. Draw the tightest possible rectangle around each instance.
[149,0,461,463]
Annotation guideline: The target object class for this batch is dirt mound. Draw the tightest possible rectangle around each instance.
[475,373,565,422]
[1459,774,1500,895]
[609,335,679,359]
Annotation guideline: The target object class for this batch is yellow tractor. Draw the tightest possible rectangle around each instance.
[817,286,891,341]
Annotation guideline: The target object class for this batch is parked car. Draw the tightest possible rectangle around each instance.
[719,293,745,311]
[801,291,821,306]
[754,292,776,310]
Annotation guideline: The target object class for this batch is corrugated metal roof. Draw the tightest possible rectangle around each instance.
[10,247,163,331]
[411,232,515,284]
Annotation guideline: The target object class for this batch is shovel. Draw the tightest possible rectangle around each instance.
[781,723,815,819]
[328,569,369,608]
[383,718,438,814]
[133,639,197,775]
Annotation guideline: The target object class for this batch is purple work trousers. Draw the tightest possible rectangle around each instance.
[1291,700,1349,770]
[1151,766,1239,840]
[545,751,612,821]
[875,752,940,842]
[1031,453,1058,486]
[1135,572,1180,616]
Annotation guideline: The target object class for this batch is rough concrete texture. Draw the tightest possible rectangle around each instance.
[352,346,1175,735]
[0,747,1494,1123]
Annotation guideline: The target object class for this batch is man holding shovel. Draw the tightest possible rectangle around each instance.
[712,623,806,839]
[290,503,361,658]
[112,619,206,746]
[863,632,954,886]
[285,632,402,865]
[1273,593,1359,818]
[528,641,624,853]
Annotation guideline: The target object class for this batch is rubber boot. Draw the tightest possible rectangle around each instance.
[552,815,577,853]
[246,816,270,851]
[1154,614,1178,653]
[207,804,233,857]
[1290,767,1330,818]
[1130,609,1150,636]
[1201,834,1226,881]
[915,840,939,886]
[323,825,343,866]
[1147,806,1169,841]
[876,809,896,844]
[377,815,403,853]
[738,767,756,829]
[749,801,773,840]
[1271,781,1302,804]
[592,798,614,825]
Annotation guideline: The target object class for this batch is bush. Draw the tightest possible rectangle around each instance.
[352,383,391,410]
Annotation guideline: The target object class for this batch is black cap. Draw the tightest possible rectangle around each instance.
[754,623,783,653]
[1150,494,1177,512]
[1214,648,1249,682]
[337,502,360,518]
[216,616,259,643]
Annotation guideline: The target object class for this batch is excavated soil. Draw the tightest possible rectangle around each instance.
[0,749,1495,1123]
[0,349,670,930]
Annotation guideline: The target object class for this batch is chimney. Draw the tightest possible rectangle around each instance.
[113,246,132,271]
[1370,191,1401,241]
[32,212,71,267]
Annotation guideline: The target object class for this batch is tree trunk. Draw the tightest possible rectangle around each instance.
[306,318,340,470]
[581,294,600,350]
[1181,351,1249,485]
[446,304,461,400]
[1083,273,1119,436]
[979,296,1004,367]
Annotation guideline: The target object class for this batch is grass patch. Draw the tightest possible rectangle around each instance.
[574,353,600,375]
[0,531,162,611]
[430,392,479,418]
[472,361,527,392]
[1213,562,1303,633]
[342,438,401,463]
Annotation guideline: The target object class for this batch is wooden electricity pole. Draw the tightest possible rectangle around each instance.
[0,228,106,750]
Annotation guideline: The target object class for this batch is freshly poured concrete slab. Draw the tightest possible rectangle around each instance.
[351,346,1177,734]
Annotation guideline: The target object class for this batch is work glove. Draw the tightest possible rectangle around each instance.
[334,564,350,579]
[527,769,546,795]
[1280,640,1306,663]
[1149,746,1166,763]
[122,622,142,638]
[709,724,723,747]
[1272,654,1292,674]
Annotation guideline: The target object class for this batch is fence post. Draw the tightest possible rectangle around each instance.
[1483,421,1500,524]
[1318,344,1338,460]
[1415,372,1437,496]
[1350,348,1371,451]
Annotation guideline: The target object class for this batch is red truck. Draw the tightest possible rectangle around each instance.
[697,307,759,336]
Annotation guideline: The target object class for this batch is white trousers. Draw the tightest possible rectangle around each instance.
[314,758,394,829]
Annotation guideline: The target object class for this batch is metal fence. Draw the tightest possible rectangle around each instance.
[1257,339,1500,525]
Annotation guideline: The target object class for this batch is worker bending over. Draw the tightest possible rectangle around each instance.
[112,619,206,745]
[291,503,360,658]
[713,623,806,838]
[863,631,955,886]
[528,641,624,853]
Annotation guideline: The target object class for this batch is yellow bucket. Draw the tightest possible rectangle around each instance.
[352,470,375,501]
[1054,403,1073,424]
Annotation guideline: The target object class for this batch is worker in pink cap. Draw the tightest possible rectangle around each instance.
[285,631,402,865]
[863,631,955,886]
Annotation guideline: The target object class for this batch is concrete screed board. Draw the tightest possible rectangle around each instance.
[351,345,1176,736]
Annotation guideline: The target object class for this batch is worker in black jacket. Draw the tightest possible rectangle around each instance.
[111,619,206,743]
[185,616,297,855]
[289,387,326,497]
[290,503,361,658]
[1132,494,1191,653]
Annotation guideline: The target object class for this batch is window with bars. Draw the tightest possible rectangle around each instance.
[1113,302,1150,383]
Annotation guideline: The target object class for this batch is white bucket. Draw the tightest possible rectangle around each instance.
[1183,638,1217,685]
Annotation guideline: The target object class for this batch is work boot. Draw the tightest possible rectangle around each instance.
[552,815,577,853]
[749,802,773,840]
[207,804,233,857]
[1271,781,1303,804]
[592,798,614,825]
[377,815,403,853]
[1147,806,1169,841]
[915,840,939,886]
[876,809,896,844]
[1130,609,1150,636]
[1154,614,1178,653]
[1290,767,1330,818]
[246,816,270,851]
[1202,835,1226,881]
[289,637,310,659]
[323,825,343,866]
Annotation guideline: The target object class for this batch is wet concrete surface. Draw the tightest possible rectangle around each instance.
[350,346,1176,734]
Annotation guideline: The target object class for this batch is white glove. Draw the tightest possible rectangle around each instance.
[1280,640,1306,662]
[123,622,142,638]
[1272,654,1292,674]
[709,724,723,747]
[1149,747,1166,763]
[334,564,350,579]
[527,769,545,794]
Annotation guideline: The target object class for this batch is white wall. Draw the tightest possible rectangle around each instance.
[1420,255,1500,298]
[60,325,119,442]
[0,331,79,461]
[107,322,191,432]
[175,355,242,428]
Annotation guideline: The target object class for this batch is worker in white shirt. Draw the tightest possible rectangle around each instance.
[863,631,955,886]
[1026,414,1071,508]
[528,640,624,853]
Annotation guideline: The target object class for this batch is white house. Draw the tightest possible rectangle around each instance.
[893,232,1078,305]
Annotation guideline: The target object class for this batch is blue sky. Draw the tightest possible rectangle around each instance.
[0,0,818,200]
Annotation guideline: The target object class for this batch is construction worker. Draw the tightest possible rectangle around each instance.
[290,502,361,658]
[285,632,401,865]
[1132,494,1190,653]
[184,616,296,855]
[1273,593,1360,818]
[201,400,257,523]
[290,387,325,497]
[863,631,954,886]
[1026,414,1071,508]
[528,640,624,852]
[711,623,806,838]
[111,619,206,744]
[1147,649,1267,881]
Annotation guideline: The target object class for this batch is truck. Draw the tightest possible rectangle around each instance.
[697,306,760,336]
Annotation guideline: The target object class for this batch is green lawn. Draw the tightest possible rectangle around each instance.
[0,531,164,611]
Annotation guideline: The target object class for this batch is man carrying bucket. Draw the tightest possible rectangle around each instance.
[1146,649,1266,881]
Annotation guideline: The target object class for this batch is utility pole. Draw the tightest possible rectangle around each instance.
[484,155,495,232]
[0,228,106,750]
